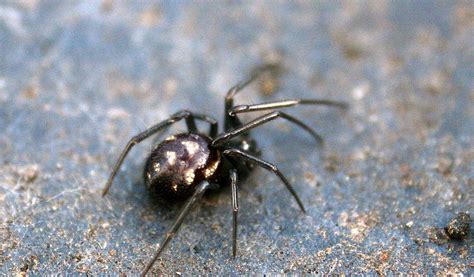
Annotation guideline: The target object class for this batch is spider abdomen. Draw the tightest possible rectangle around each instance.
[144,133,222,199]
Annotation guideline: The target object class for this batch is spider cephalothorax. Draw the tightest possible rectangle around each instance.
[102,66,347,275]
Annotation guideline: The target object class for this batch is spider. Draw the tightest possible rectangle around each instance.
[102,66,347,275]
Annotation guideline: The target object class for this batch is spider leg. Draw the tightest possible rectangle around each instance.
[229,169,239,257]
[229,99,348,115]
[213,111,323,147]
[224,65,279,131]
[141,181,211,276]
[151,113,218,145]
[192,113,218,137]
[223,149,306,213]
[183,112,219,136]
[102,110,217,196]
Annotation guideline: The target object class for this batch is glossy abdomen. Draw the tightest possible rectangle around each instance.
[144,133,221,199]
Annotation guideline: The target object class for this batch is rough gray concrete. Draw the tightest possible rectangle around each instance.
[0,1,472,275]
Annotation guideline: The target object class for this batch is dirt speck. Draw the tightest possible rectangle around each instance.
[22,85,38,99]
[16,164,40,183]
[436,154,454,175]
[324,154,341,172]
[164,79,178,97]
[20,263,29,272]
[400,164,415,186]
[338,211,379,242]
[139,6,162,27]
[19,255,39,273]
[101,0,114,13]
[379,250,390,263]
[304,171,319,187]
[343,43,365,61]
[109,249,116,256]
[252,60,284,97]
[429,227,450,245]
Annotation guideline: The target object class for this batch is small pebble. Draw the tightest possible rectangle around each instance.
[445,212,471,240]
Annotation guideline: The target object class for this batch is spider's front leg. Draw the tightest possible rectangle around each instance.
[213,111,323,148]
[229,99,347,116]
[224,65,279,132]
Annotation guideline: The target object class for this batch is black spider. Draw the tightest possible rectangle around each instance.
[102,66,347,275]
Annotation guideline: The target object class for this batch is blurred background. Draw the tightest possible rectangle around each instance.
[0,1,472,274]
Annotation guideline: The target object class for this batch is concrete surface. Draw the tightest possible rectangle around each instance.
[0,1,472,275]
